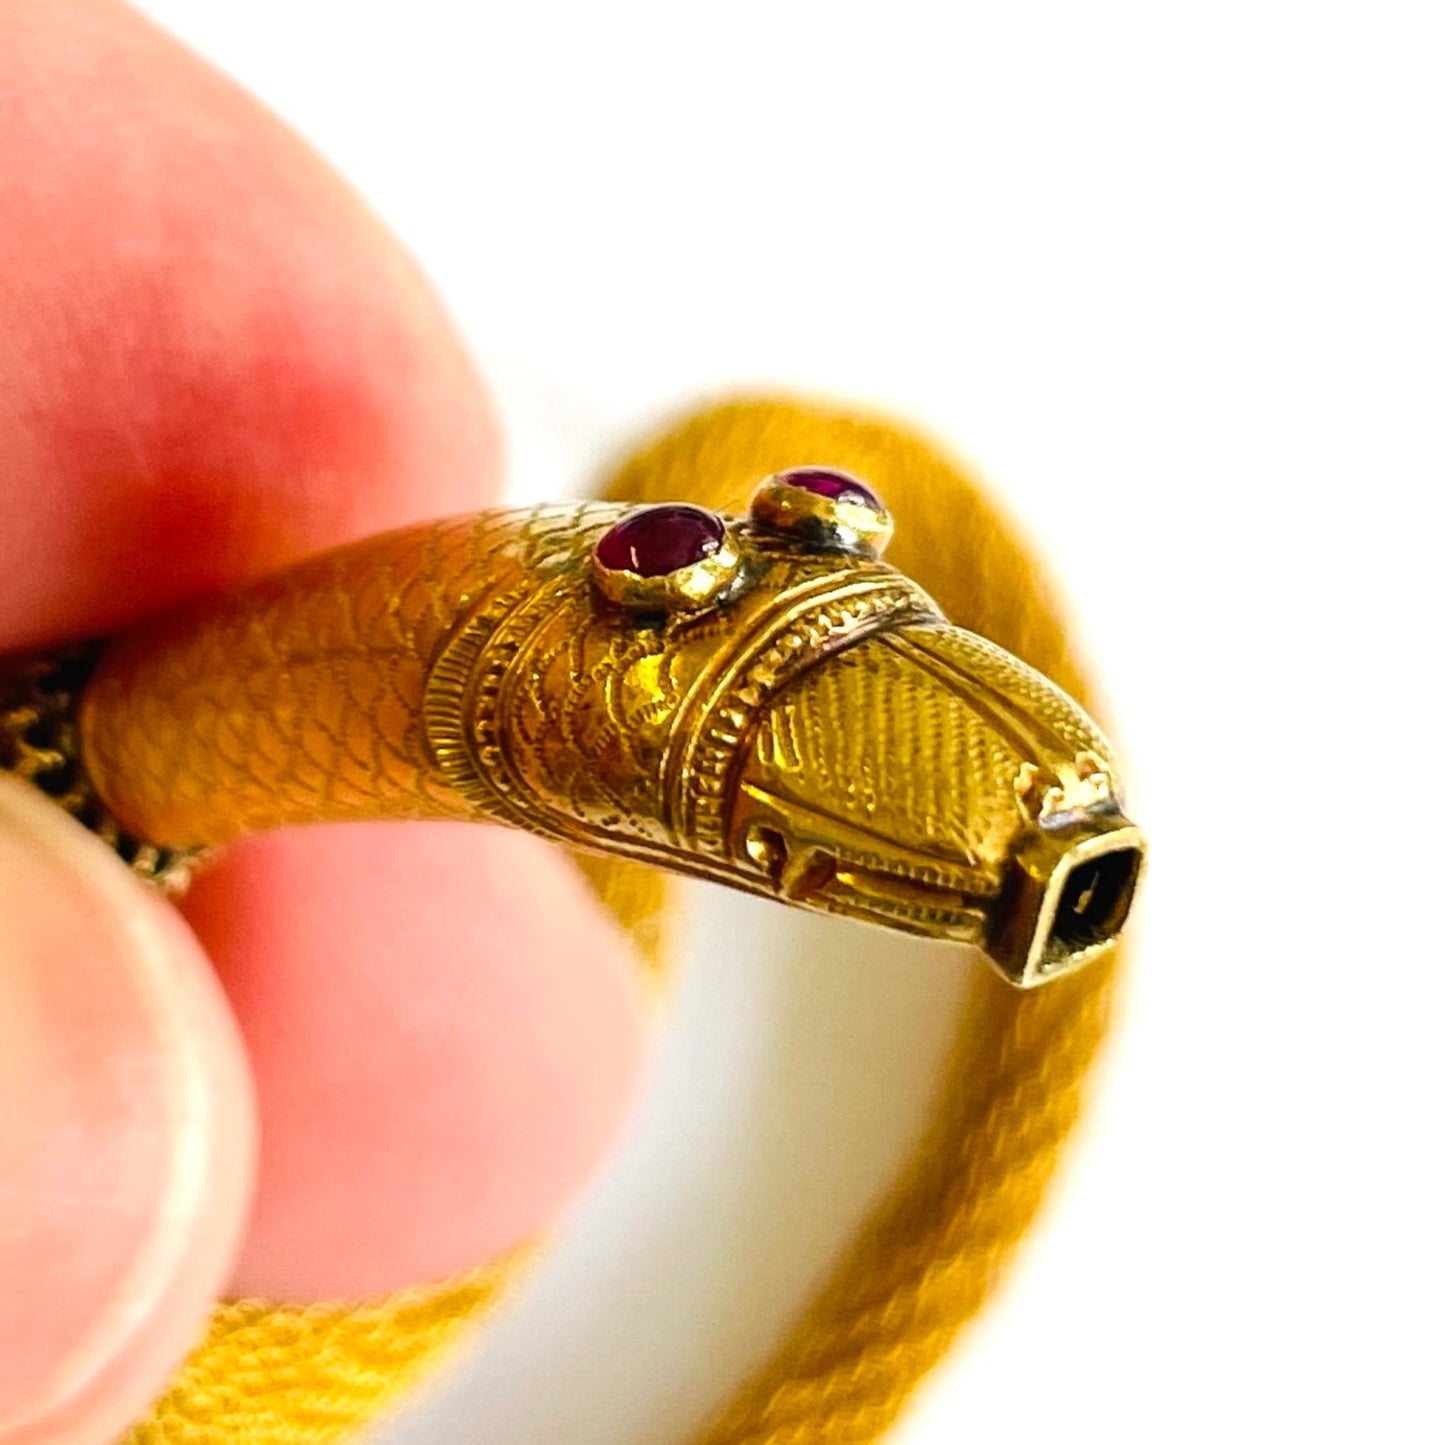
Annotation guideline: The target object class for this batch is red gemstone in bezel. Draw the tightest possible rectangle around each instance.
[594,504,725,577]
[773,467,884,512]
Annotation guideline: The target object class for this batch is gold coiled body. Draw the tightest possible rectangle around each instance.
[5,397,1133,1443]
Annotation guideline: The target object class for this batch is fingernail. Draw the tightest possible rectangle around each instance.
[0,778,255,1442]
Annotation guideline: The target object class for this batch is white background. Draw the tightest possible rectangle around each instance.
[136,4,1444,1441]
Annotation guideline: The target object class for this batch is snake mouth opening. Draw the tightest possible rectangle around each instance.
[993,820,1146,987]
[1041,843,1141,962]
[734,785,1143,983]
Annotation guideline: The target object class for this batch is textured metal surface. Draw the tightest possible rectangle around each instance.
[79,507,581,838]
[58,494,1142,985]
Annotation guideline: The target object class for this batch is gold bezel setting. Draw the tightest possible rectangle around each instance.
[591,505,747,614]
[749,468,894,557]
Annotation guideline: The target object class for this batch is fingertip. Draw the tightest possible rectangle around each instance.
[181,822,649,1302]
[0,0,502,649]
[0,778,256,1445]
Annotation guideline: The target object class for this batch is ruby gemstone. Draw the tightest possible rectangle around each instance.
[774,467,883,511]
[595,504,725,576]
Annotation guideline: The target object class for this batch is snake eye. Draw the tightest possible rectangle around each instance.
[749,466,893,557]
[592,503,746,613]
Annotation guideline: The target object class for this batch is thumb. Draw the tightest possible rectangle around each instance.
[0,778,256,1445]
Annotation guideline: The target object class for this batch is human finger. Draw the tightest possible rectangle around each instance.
[0,777,255,1445]
[0,0,648,1300]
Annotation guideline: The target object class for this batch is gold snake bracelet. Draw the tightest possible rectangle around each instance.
[0,396,1145,1441]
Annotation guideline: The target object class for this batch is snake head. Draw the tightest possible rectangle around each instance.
[429,470,1143,989]
[652,470,1141,987]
